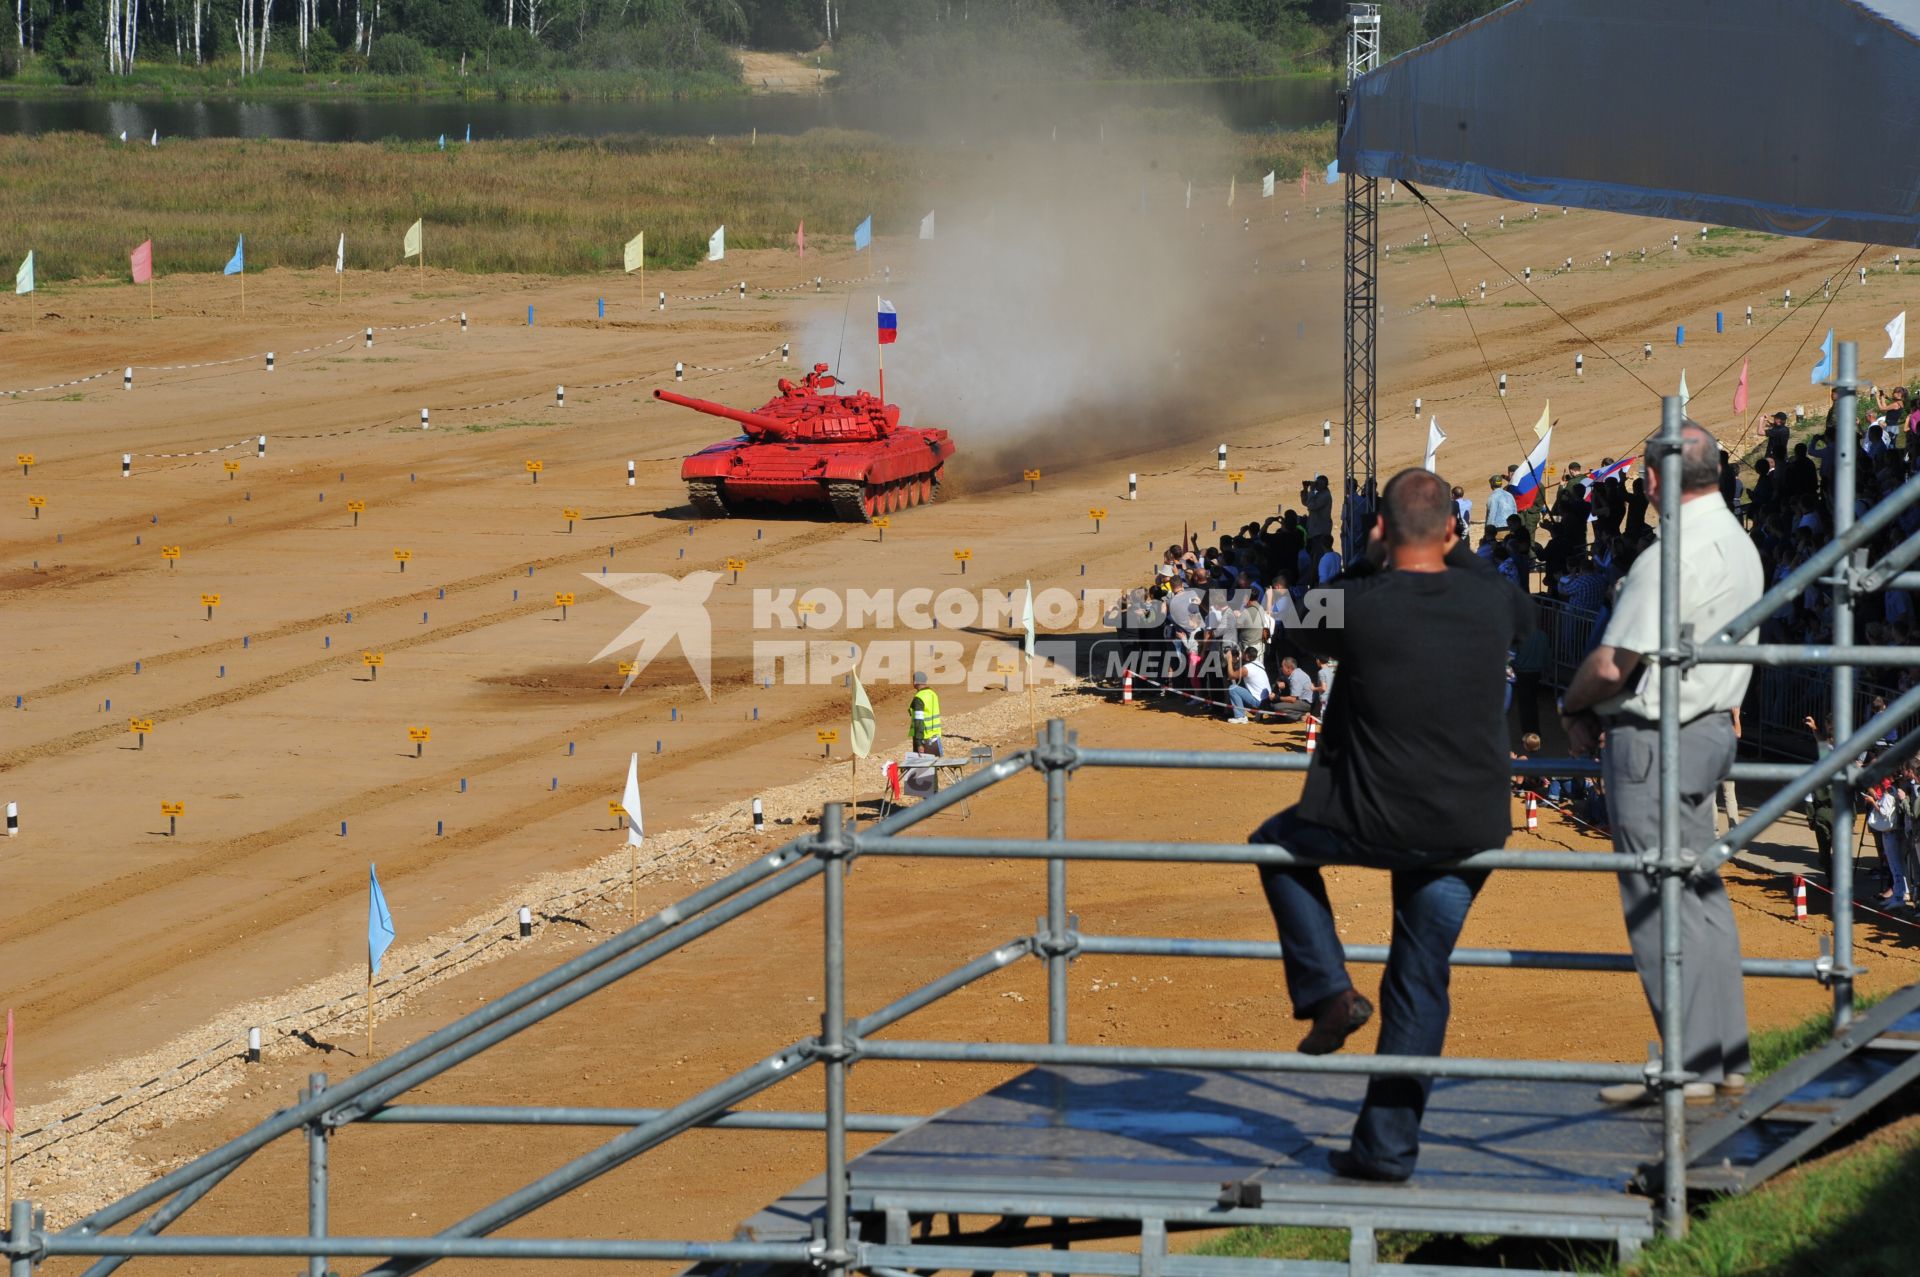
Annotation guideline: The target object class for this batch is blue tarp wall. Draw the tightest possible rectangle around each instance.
[1342,0,1920,247]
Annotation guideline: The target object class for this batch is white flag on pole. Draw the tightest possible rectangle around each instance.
[707,225,725,262]
[15,251,32,296]
[622,753,644,847]
[919,211,935,240]
[1423,417,1447,472]
[1678,369,1690,411]
[1261,171,1275,198]
[1887,311,1907,361]
[149,129,158,147]
[403,218,423,260]
[335,233,345,274]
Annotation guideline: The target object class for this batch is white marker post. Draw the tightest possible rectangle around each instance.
[122,454,131,479]
[675,362,684,382]
[1746,306,1754,325]
[1643,343,1653,361]
[1576,354,1584,377]
[781,342,790,363]
[556,385,565,408]
[1498,374,1507,397]
[420,408,430,430]
[738,281,746,299]
[257,435,266,459]
[518,906,533,939]
[627,460,636,487]
[246,1027,262,1063]
[1216,444,1227,470]
[658,291,666,312]
[365,327,374,349]
[124,367,133,391]
[1414,397,1423,416]
[1127,473,1137,501]
[752,797,764,832]
[1322,419,1332,445]
[5,801,15,836]
[460,312,468,332]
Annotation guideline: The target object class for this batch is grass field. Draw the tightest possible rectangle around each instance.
[0,124,1336,282]
[1192,997,1916,1276]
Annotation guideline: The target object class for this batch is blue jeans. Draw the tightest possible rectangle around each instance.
[1250,807,1488,1178]
[1226,686,1264,719]
[1876,829,1908,900]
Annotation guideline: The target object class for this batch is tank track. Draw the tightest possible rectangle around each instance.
[687,480,729,518]
[828,480,873,523]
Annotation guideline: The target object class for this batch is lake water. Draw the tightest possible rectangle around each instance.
[0,77,1335,142]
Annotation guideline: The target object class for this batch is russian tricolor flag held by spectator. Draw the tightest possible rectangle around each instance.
[877,298,899,345]
[1591,455,1635,485]
[1510,428,1553,510]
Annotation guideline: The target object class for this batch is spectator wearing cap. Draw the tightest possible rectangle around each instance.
[1764,412,1792,469]
[909,671,944,757]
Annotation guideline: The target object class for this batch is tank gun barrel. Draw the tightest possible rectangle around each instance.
[654,388,786,436]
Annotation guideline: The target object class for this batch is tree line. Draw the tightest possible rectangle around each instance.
[2,0,1506,87]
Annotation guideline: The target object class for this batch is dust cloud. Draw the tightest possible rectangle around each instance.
[796,120,1342,488]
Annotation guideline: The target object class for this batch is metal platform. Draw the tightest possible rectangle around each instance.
[714,1065,1672,1273]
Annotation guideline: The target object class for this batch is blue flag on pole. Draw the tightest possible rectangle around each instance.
[223,236,244,276]
[465,123,472,143]
[1810,328,1835,384]
[853,215,873,252]
[438,134,446,150]
[1325,159,1340,184]
[368,864,396,975]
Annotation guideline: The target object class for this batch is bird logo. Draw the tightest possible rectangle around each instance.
[587,571,721,697]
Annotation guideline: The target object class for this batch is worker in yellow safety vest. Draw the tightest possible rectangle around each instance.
[909,671,943,756]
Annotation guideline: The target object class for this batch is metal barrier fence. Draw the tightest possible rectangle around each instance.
[5,343,1920,1273]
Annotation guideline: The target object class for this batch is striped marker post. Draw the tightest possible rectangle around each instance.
[752,798,765,833]
[1525,792,1539,831]
[365,327,374,349]
[1794,876,1808,919]
[1305,717,1319,755]
[518,907,533,938]
[420,408,430,430]
[124,367,133,391]
[5,801,16,836]
[123,454,131,478]
[266,352,275,373]
[627,460,636,486]
[247,1027,262,1063]
[1122,670,1133,704]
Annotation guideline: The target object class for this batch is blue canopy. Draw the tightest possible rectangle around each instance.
[1342,0,1920,247]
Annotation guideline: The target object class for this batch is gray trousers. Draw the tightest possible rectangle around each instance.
[1603,715,1750,1082]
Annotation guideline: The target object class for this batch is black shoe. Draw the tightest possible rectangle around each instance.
[1297,989,1373,1056]
[1328,1148,1410,1183]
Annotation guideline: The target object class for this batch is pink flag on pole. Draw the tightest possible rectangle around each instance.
[1299,168,1309,199]
[130,239,153,285]
[796,221,805,257]
[1734,359,1750,416]
[2,1009,15,1133]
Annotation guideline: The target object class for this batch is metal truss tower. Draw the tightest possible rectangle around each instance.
[1341,4,1381,558]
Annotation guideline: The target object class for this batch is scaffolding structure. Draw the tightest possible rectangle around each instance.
[1340,4,1382,559]
[5,353,1919,1275]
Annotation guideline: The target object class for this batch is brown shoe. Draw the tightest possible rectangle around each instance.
[1298,989,1373,1056]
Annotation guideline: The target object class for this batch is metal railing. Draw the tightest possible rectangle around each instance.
[4,341,1917,1275]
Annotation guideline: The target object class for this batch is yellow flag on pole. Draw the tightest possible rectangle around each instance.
[850,672,876,759]
[624,231,644,274]
[403,219,423,260]
[1533,399,1551,440]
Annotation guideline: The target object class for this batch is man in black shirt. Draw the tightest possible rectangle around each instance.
[1249,468,1533,1183]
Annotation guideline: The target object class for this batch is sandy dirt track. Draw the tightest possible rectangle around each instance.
[4,191,1919,1266]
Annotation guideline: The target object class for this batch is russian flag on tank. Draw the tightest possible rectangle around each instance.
[877,298,899,344]
[1509,428,1553,510]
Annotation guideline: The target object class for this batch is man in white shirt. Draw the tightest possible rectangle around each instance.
[1560,420,1764,1106]
[1226,645,1272,723]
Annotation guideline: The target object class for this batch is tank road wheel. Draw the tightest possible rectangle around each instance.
[827,480,873,523]
[889,482,904,512]
[687,480,729,518]
[930,467,946,503]
[866,485,881,518]
[917,475,931,505]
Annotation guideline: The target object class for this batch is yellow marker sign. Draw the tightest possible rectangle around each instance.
[160,545,182,560]
[200,593,221,607]
[15,453,33,467]
[991,660,1016,675]
[795,600,822,613]
[1227,470,1247,483]
[362,652,384,667]
[609,801,627,819]
[1023,469,1042,482]
[562,507,582,520]
[816,729,839,744]
[224,461,242,474]
[555,592,577,607]
[1089,508,1108,520]
[724,557,747,571]
[160,802,185,817]
[347,500,367,513]
[953,549,973,561]
[26,495,46,508]
[525,460,544,473]
[1545,464,1560,482]
[408,727,432,742]
[618,660,637,677]
[872,517,891,530]
[392,549,413,561]
[129,718,154,733]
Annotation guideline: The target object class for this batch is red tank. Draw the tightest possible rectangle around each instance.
[655,364,956,523]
